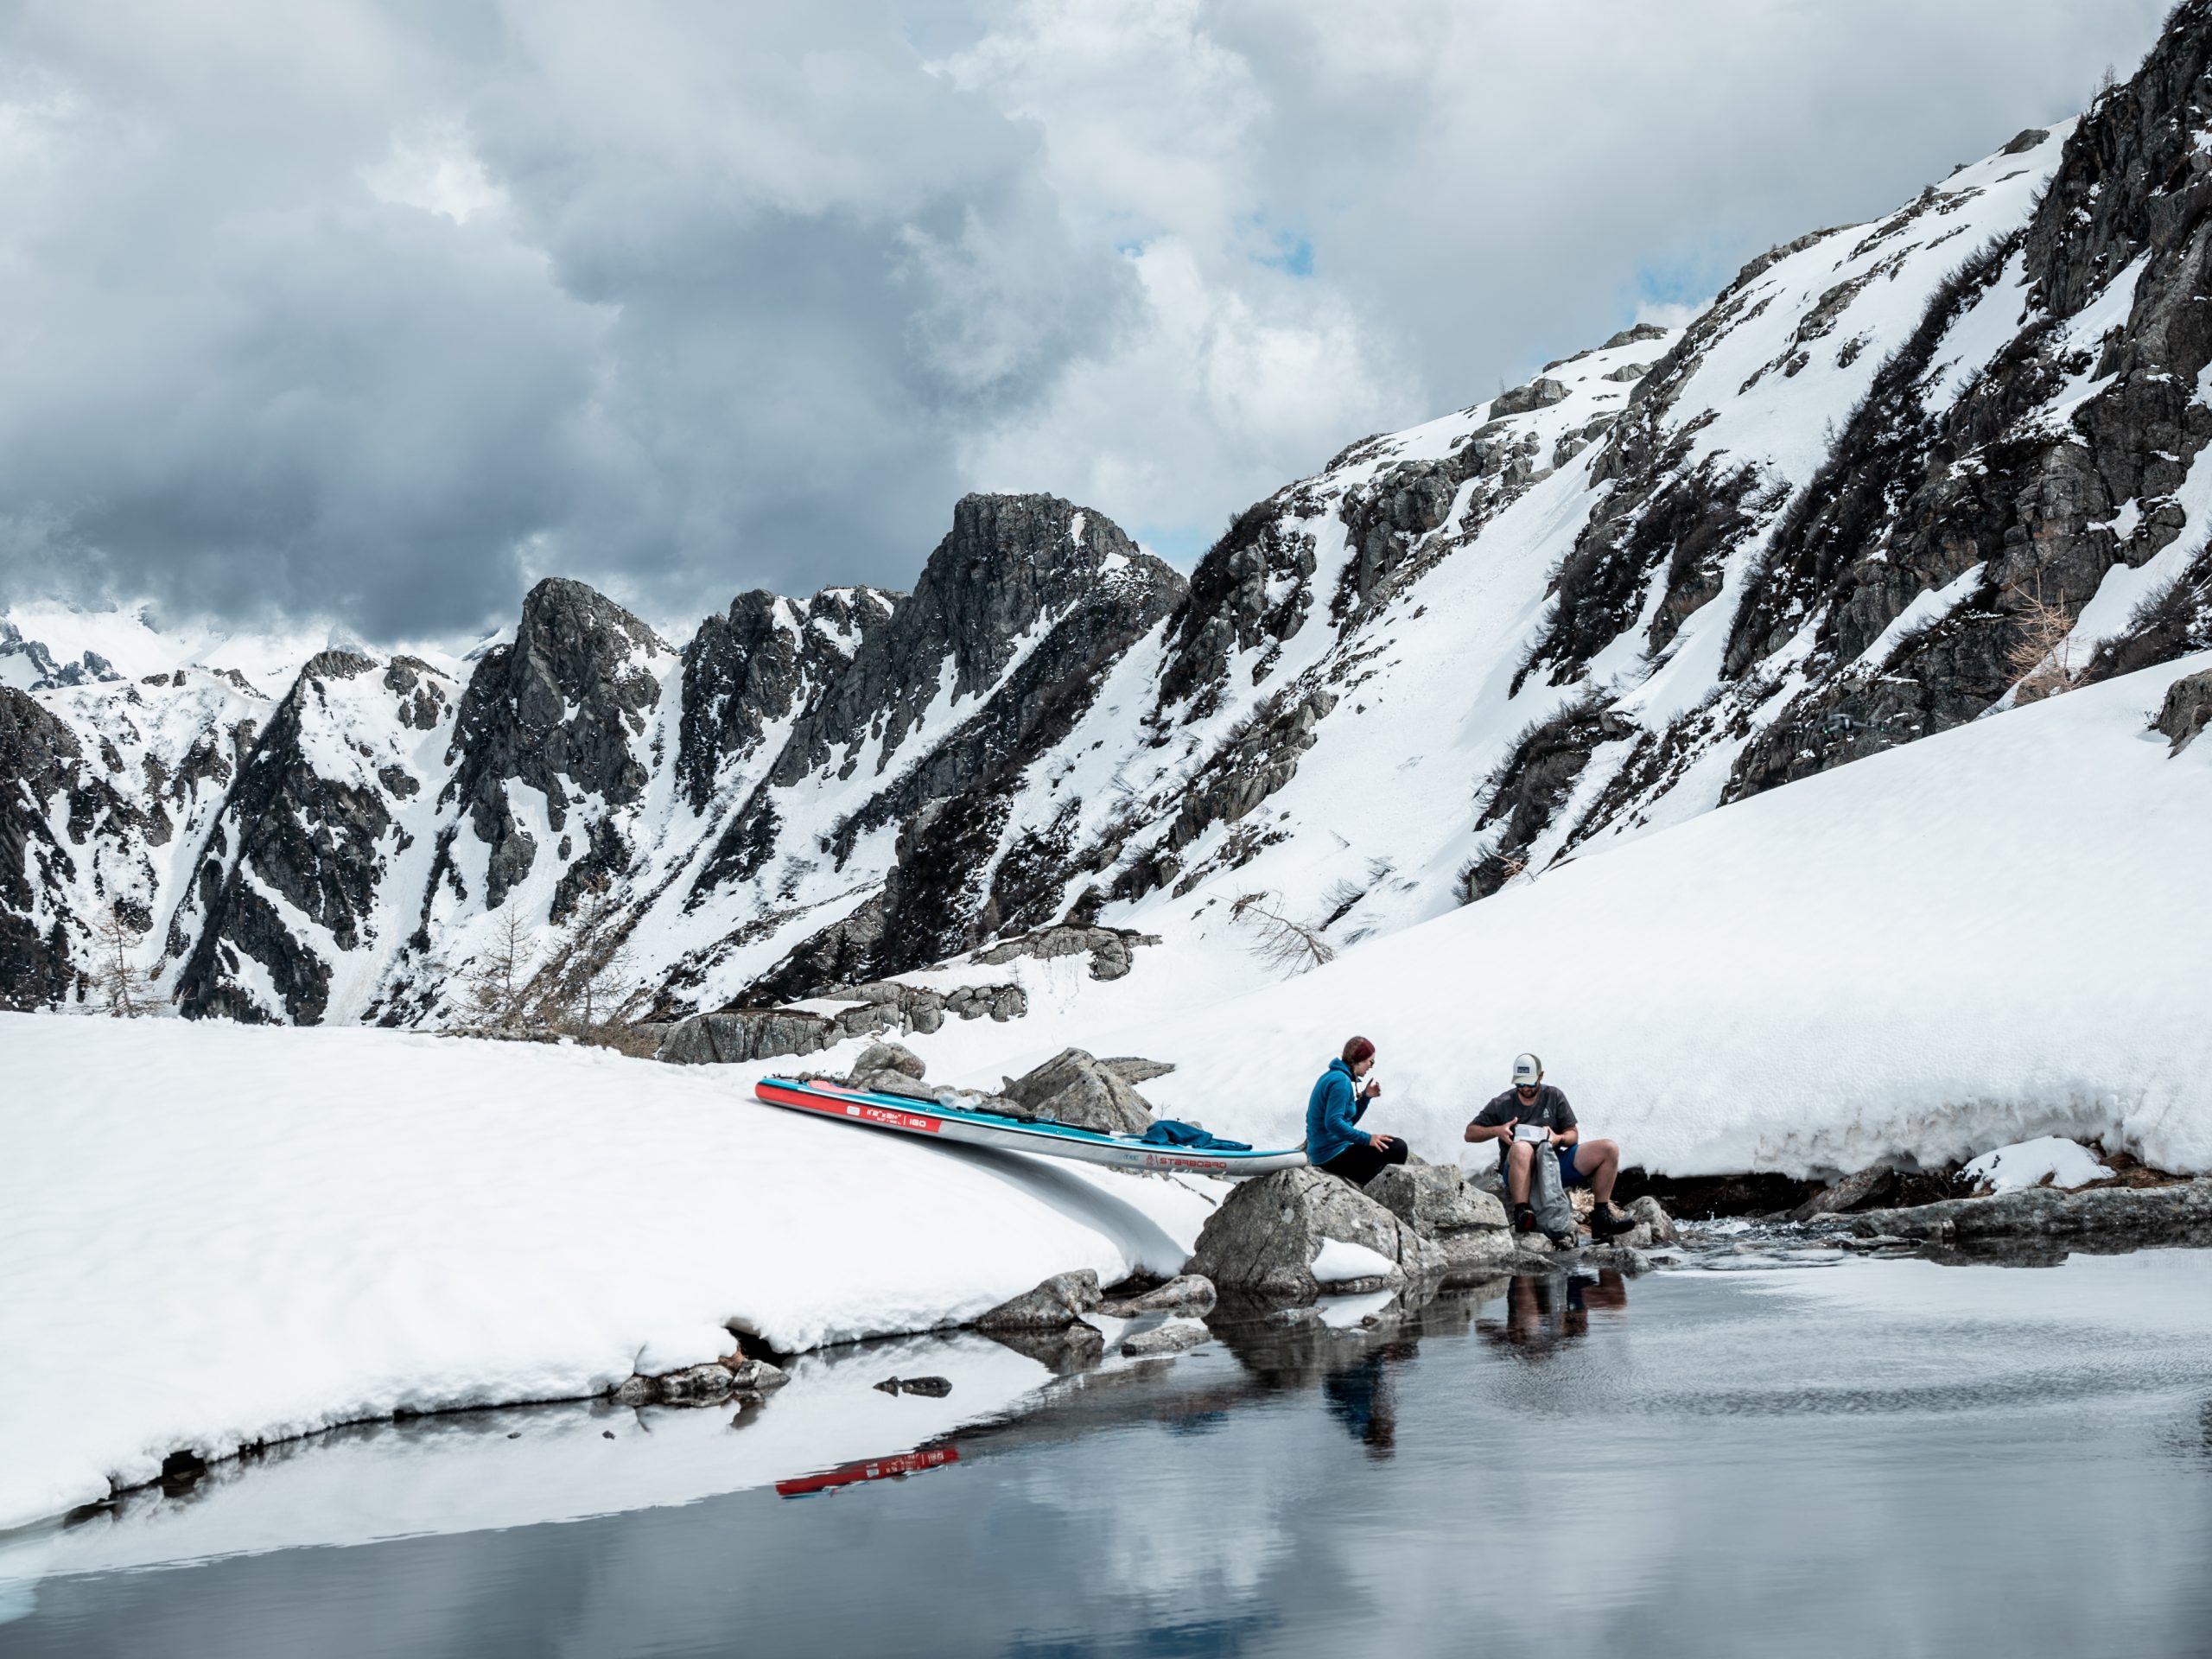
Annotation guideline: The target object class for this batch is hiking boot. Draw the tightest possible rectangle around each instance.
[1589,1201,1637,1239]
[1513,1202,1537,1233]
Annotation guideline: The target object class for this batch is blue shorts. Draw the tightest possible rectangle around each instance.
[1556,1147,1586,1188]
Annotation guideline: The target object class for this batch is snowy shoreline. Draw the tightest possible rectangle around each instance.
[0,1018,1213,1534]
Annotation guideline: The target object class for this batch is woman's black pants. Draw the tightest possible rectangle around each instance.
[1318,1137,1410,1185]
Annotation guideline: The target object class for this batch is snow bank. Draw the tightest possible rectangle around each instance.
[1121,657,2212,1182]
[0,1020,1213,1533]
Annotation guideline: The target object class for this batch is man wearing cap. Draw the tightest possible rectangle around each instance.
[1464,1053,1637,1238]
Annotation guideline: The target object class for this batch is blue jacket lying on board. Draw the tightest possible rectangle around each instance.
[1140,1120,1253,1152]
[1306,1058,1372,1164]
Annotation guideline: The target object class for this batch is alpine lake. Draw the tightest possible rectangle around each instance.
[6,1238,2210,1658]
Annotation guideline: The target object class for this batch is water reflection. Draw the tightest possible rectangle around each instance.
[10,1253,2212,1659]
[1478,1268,1630,1360]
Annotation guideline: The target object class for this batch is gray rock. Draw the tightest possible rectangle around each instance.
[1847,1177,2212,1243]
[1435,1226,1519,1277]
[974,1268,1103,1330]
[873,1375,952,1397]
[1602,322,1671,351]
[997,1047,1154,1135]
[1100,1056,1177,1085]
[1577,1245,1651,1274]
[1097,1274,1217,1319]
[1602,361,1649,382]
[1120,1319,1211,1357]
[850,1039,925,1079]
[656,1363,737,1405]
[1187,1166,1447,1302]
[1366,1163,1509,1236]
[1627,1196,1677,1243]
[657,1008,837,1065]
[613,1375,657,1406]
[1490,377,1570,416]
[849,1069,940,1101]
[2155,666,2212,755]
[726,1357,789,1395]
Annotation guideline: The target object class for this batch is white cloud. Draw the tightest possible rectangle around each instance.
[360,119,506,225]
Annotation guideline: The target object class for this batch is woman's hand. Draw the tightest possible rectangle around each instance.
[1369,1132,1395,1151]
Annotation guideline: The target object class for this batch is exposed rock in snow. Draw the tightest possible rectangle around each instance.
[657,1007,838,1065]
[996,1046,1154,1135]
[2155,666,2212,753]
[971,1268,1104,1331]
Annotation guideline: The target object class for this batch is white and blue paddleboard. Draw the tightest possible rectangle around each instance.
[754,1076,1308,1179]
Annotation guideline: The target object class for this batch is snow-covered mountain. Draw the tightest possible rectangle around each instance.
[6,2,2212,1029]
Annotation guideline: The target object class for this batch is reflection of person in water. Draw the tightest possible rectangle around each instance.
[1478,1270,1629,1360]
[1321,1344,1414,1457]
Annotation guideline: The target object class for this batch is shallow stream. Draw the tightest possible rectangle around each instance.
[6,1247,2210,1657]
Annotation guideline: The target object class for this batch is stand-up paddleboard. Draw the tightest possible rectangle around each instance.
[754,1075,1309,1179]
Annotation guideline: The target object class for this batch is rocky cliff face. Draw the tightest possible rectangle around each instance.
[6,3,2212,1028]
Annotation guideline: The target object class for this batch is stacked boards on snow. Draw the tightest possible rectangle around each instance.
[753,1076,1308,1179]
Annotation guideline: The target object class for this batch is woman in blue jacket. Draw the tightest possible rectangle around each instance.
[1306,1036,1408,1185]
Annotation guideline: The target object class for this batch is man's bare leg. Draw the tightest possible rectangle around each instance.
[1506,1139,1535,1205]
[1573,1138,1621,1204]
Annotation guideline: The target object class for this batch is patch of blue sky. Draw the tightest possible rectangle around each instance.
[1132,522,1212,571]
[1241,213,1314,277]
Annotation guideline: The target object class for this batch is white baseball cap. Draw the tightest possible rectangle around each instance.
[1512,1053,1542,1087]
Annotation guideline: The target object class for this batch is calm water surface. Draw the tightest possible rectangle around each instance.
[7,1247,2211,1658]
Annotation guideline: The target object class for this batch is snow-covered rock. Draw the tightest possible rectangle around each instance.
[1963,1137,2109,1193]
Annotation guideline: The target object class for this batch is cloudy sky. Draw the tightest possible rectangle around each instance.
[0,0,2172,641]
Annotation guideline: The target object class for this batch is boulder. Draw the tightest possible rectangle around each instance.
[1097,1274,1217,1319]
[850,1039,925,1079]
[724,1357,789,1395]
[1363,1163,1511,1281]
[1187,1167,1446,1302]
[655,1363,737,1405]
[873,1375,953,1397]
[657,1008,836,1065]
[1627,1196,1677,1243]
[973,1268,1103,1330]
[2154,667,2212,755]
[1120,1319,1211,1357]
[1367,1163,1508,1236]
[1490,377,1569,416]
[997,1048,1154,1135]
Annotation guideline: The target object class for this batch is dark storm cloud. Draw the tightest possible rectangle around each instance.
[0,1,2177,641]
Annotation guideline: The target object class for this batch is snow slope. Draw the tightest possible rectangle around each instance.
[0,1019,1213,1534]
[1103,655,2212,1180]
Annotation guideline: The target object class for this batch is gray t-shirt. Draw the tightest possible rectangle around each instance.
[1471,1085,1577,1169]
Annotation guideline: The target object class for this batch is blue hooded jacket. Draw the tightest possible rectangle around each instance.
[1306,1058,1370,1164]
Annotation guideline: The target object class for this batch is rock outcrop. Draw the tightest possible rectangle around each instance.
[973,1269,1104,1331]
[1189,1168,1447,1302]
[2155,666,2212,753]
[1364,1162,1516,1278]
[995,1047,1154,1135]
